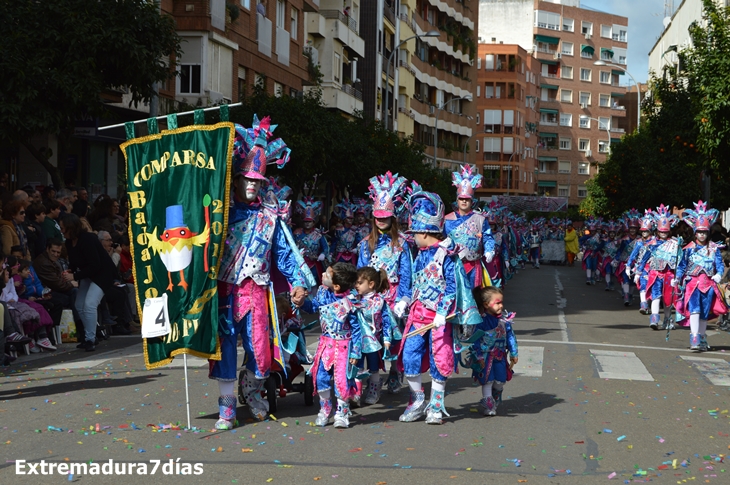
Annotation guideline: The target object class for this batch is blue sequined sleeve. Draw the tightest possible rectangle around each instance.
[482,218,496,255]
[715,247,725,277]
[348,311,362,359]
[381,302,395,343]
[272,222,308,288]
[675,246,690,282]
[437,255,457,317]
[627,240,643,268]
[396,243,413,304]
[506,322,518,358]
[356,240,369,268]
[320,234,330,259]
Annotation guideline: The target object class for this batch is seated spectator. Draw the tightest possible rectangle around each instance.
[90,197,123,240]
[18,258,63,330]
[61,214,125,351]
[111,198,128,237]
[42,200,64,242]
[0,201,30,259]
[30,190,43,205]
[72,186,91,218]
[41,186,56,209]
[24,203,47,259]
[97,231,135,335]
[56,188,75,215]
[2,257,56,352]
[98,231,121,267]
[33,239,83,336]
[2,298,33,366]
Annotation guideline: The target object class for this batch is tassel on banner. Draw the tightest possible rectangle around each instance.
[167,113,178,130]
[97,102,242,133]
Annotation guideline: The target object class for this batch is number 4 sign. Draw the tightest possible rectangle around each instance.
[142,293,172,338]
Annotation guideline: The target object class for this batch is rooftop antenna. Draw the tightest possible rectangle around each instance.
[663,0,674,28]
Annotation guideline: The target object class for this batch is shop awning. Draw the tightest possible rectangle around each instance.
[538,156,558,162]
[581,45,595,55]
[611,138,622,144]
[537,180,557,188]
[600,47,614,58]
[611,92,625,97]
[612,69,625,75]
[538,132,557,139]
[540,83,558,90]
[535,34,560,45]
[539,108,559,114]
[539,59,558,66]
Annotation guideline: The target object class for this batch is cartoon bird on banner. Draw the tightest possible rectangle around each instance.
[144,203,210,292]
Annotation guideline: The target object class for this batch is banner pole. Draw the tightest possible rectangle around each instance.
[183,354,191,430]
[98,102,242,131]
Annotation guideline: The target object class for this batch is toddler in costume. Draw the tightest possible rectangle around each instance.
[468,286,518,416]
[300,263,361,428]
[353,266,399,405]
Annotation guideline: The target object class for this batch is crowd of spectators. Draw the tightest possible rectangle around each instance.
[0,176,136,365]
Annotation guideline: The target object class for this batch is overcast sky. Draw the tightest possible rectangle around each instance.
[580,0,668,83]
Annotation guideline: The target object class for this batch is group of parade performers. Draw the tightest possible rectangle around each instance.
[578,204,727,352]
[205,115,725,432]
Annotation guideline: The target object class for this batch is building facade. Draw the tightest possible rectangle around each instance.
[475,44,540,198]
[478,0,628,206]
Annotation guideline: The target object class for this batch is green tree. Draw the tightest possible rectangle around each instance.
[0,0,181,188]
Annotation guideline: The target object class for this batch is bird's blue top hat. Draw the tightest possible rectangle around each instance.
[165,205,185,230]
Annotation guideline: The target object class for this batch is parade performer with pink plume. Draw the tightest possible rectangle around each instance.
[332,199,361,264]
[294,197,329,286]
[626,210,656,314]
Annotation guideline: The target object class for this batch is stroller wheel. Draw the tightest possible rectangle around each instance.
[265,375,278,414]
[304,374,314,406]
[237,369,247,406]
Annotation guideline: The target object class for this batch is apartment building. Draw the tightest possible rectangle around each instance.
[475,44,540,198]
[478,0,628,206]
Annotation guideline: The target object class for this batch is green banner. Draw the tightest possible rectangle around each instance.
[121,122,234,369]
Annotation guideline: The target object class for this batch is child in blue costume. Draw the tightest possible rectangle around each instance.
[300,263,361,428]
[353,267,398,405]
[674,201,727,351]
[626,210,655,314]
[580,217,605,285]
[467,286,518,416]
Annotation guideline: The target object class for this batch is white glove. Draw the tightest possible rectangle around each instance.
[634,275,640,286]
[484,251,494,263]
[625,266,632,278]
[433,314,446,328]
[670,278,678,288]
[712,273,722,283]
[317,253,326,262]
[393,300,408,318]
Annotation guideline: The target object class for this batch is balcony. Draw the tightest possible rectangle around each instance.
[320,10,364,57]
[399,59,416,77]
[536,46,557,55]
[311,85,363,115]
[610,127,625,134]
[411,97,472,136]
[276,27,290,66]
[384,4,395,25]
[320,10,357,34]
[410,56,471,93]
[303,0,320,13]
[306,12,326,37]
[257,14,272,58]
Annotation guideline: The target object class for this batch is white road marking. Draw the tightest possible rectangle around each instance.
[590,349,654,381]
[520,338,717,354]
[680,355,730,386]
[554,270,569,342]
[512,346,543,377]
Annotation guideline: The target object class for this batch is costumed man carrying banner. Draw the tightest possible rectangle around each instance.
[210,115,315,430]
[444,165,496,288]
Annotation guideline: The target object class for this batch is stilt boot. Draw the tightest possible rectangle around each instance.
[314,399,332,427]
[649,313,660,330]
[398,389,426,422]
[333,401,351,428]
[690,333,701,351]
[215,395,237,430]
[425,389,450,425]
[241,370,269,421]
[363,379,382,405]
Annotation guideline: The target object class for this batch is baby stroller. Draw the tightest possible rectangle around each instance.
[238,314,315,414]
[717,282,730,332]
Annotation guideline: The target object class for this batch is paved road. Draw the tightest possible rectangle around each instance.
[1,264,729,484]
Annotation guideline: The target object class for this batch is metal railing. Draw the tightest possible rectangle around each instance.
[341,83,362,100]
[320,10,358,34]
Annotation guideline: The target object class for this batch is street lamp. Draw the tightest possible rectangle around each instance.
[384,30,440,131]
[579,115,612,154]
[434,95,472,166]
[594,61,640,132]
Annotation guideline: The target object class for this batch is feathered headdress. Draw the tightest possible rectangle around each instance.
[233,115,291,180]
[368,171,408,218]
[639,209,655,231]
[407,182,444,234]
[352,197,372,218]
[263,177,292,222]
[295,196,323,222]
[585,216,602,231]
[682,200,718,232]
[334,198,356,221]
[605,220,622,233]
[623,208,641,228]
[485,200,503,225]
[452,164,482,200]
[653,204,679,232]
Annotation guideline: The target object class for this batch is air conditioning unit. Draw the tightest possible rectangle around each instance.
[585,150,593,157]
[585,33,592,40]
[580,103,587,109]
[554,53,562,60]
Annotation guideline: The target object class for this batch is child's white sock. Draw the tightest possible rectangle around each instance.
[651,299,660,315]
[481,382,493,400]
[219,380,234,396]
[318,389,331,401]
[622,283,630,294]
[689,314,700,334]
[699,319,707,335]
[407,375,422,392]
[640,291,647,303]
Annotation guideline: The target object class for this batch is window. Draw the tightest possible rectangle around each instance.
[561,42,573,56]
[579,117,590,128]
[241,0,251,8]
[255,72,265,90]
[485,54,495,70]
[536,10,561,30]
[579,139,590,151]
[580,68,591,81]
[484,110,502,134]
[599,94,610,107]
[333,52,341,82]
[477,57,482,69]
[578,185,588,197]
[581,21,593,35]
[579,91,590,106]
[504,110,515,134]
[238,66,246,99]
[599,71,610,84]
[558,185,570,197]
[476,113,480,124]
[290,7,298,39]
[274,82,284,97]
[613,25,628,42]
[475,140,480,152]
[276,0,285,29]
[619,29,627,42]
[560,89,572,103]
[485,84,494,98]
[179,36,203,94]
[477,85,481,97]
[559,138,571,150]
[562,66,573,79]
[612,47,628,65]
[601,25,612,38]
[598,117,610,130]
[560,113,572,126]
[559,161,571,173]
[563,18,574,32]
[540,112,557,124]
[578,162,589,175]
[598,140,609,153]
